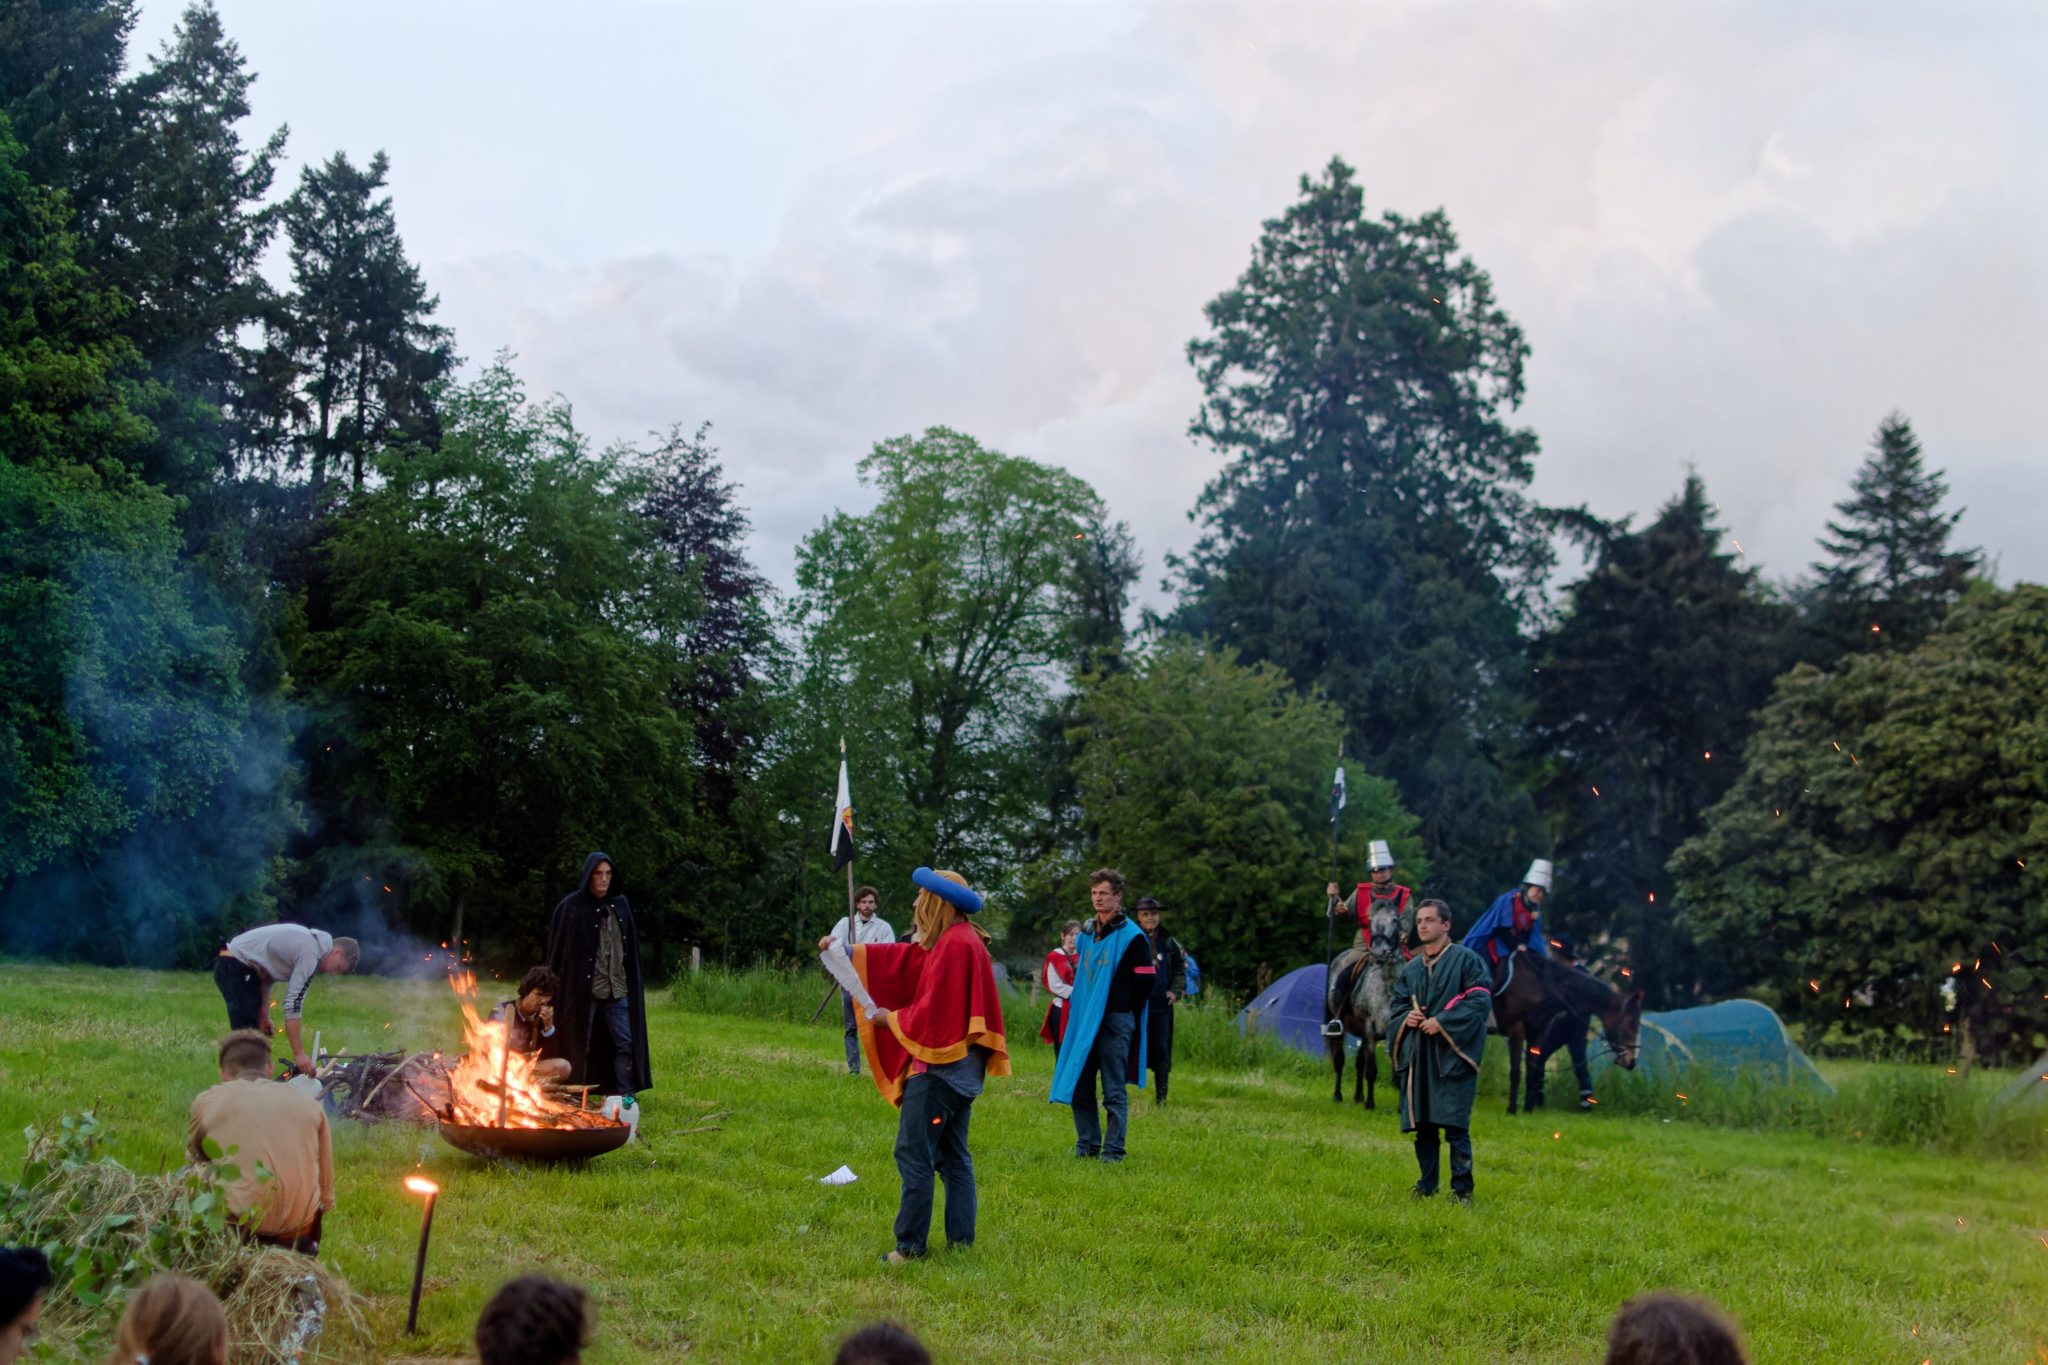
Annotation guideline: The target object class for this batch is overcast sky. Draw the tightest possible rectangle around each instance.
[134,0,2046,603]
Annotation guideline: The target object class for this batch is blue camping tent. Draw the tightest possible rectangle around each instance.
[1590,999,1832,1094]
[1236,965,1330,1056]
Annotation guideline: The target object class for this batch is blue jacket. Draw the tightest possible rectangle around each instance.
[1462,889,1549,966]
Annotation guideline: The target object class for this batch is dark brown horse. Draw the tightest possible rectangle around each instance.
[1324,895,1404,1108]
[1491,949,1643,1114]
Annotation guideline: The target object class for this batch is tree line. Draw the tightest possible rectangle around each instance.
[1,4,2036,1059]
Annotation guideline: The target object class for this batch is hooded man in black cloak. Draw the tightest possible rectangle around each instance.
[543,852,654,1098]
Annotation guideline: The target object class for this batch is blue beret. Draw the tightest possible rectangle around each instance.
[911,866,984,915]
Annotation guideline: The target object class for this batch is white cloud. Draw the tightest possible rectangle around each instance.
[151,0,2044,599]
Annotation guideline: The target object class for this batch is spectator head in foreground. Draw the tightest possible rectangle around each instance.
[834,1321,932,1365]
[1604,1291,1750,1365]
[1,1247,53,1364]
[112,1274,228,1365]
[476,1275,591,1365]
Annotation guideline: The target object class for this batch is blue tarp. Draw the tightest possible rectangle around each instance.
[1591,999,1833,1094]
[1236,964,1330,1056]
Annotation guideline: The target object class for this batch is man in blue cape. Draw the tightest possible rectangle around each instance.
[1463,858,1553,989]
[1048,868,1154,1162]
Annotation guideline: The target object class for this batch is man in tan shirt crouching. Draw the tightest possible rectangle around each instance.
[187,1030,335,1256]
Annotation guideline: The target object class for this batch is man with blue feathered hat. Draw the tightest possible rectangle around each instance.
[1048,868,1155,1162]
[821,865,1008,1263]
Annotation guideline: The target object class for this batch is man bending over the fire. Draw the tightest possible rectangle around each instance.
[492,966,572,1083]
[188,1029,335,1256]
[822,867,1008,1263]
[214,924,358,1078]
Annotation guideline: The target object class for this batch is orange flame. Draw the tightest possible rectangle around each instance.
[404,1176,439,1196]
[440,971,610,1132]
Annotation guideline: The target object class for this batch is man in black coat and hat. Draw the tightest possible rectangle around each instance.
[543,852,653,1100]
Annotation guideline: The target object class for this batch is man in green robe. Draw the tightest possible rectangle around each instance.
[1390,898,1492,1203]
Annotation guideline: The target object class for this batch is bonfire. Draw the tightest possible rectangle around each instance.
[432,970,630,1158]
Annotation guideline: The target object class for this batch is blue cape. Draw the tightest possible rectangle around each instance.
[1048,917,1149,1104]
[1462,889,1549,958]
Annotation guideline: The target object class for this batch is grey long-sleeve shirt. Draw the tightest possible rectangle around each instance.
[224,924,334,1020]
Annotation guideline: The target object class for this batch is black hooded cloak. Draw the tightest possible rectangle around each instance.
[542,851,654,1093]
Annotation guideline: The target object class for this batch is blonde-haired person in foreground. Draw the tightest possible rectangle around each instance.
[111,1274,227,1365]
[820,866,1008,1263]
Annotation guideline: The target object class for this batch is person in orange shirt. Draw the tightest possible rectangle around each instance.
[186,1030,336,1256]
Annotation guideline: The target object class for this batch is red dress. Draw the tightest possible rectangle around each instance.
[1038,948,1077,1046]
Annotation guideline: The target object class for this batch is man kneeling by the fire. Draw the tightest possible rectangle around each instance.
[821,867,1008,1263]
[187,1030,336,1255]
[492,967,572,1084]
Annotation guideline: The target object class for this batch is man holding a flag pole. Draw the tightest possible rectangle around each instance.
[829,883,896,1075]
[820,742,896,1074]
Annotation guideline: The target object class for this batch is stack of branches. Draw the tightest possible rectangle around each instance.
[317,1050,450,1124]
[0,1113,366,1364]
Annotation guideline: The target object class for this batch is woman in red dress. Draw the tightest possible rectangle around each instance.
[1038,920,1081,1051]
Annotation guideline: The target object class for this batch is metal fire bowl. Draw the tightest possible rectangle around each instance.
[437,1120,631,1161]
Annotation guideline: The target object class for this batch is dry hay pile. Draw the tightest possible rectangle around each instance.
[0,1114,365,1364]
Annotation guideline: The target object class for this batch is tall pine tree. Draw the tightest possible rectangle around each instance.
[1810,412,1980,655]
[104,2,286,487]
[0,0,134,209]
[1172,158,1548,908]
[272,150,454,502]
[1530,475,1792,1000]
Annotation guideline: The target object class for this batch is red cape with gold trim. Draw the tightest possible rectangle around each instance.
[853,921,1010,1107]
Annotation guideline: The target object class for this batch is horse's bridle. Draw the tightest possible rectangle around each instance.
[1589,1035,1641,1066]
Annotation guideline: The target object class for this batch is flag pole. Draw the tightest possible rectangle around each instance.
[841,736,856,930]
[1325,747,1343,1035]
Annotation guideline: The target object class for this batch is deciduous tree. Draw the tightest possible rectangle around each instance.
[1061,636,1422,991]
[1671,585,2048,1057]
[782,427,1115,913]
[295,362,699,960]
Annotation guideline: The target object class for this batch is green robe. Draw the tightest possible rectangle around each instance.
[1390,941,1491,1132]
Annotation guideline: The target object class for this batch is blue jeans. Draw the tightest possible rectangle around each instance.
[595,996,635,1095]
[1414,1122,1474,1196]
[892,1073,975,1255]
[1071,1009,1136,1160]
[841,991,862,1074]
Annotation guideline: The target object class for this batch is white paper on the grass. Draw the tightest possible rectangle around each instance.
[818,949,886,1019]
[819,1165,858,1185]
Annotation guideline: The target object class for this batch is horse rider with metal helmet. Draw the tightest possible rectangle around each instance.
[1462,858,1554,993]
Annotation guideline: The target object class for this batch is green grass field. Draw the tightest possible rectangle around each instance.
[3,961,2045,1363]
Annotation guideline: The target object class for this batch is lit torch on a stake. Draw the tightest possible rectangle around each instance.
[403,1175,440,1335]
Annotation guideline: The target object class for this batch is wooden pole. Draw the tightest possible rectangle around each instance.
[404,1186,438,1335]
[494,1018,513,1128]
